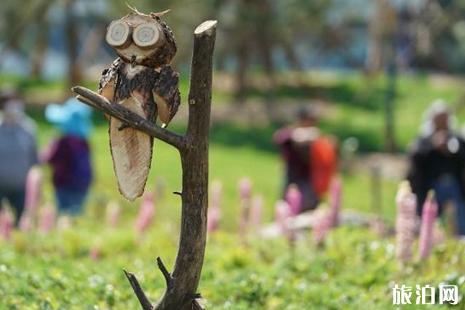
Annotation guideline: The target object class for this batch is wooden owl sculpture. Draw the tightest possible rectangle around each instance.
[99,11,180,201]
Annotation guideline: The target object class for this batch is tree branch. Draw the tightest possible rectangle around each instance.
[123,270,154,310]
[156,257,173,289]
[71,86,187,150]
[153,19,217,310]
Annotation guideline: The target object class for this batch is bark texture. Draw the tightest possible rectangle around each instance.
[72,19,217,310]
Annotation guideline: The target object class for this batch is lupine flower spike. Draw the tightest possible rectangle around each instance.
[328,177,342,228]
[418,191,438,260]
[106,201,121,228]
[39,204,56,234]
[249,194,264,231]
[0,209,14,241]
[135,191,155,234]
[285,184,302,217]
[238,178,252,239]
[275,200,292,241]
[207,181,222,233]
[395,181,417,265]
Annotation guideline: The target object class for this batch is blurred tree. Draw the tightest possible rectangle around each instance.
[31,15,50,78]
[65,0,82,86]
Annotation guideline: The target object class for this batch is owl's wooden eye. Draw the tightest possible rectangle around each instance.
[106,21,131,47]
[133,23,160,48]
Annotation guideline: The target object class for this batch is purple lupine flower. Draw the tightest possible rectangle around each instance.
[39,204,56,234]
[395,181,417,264]
[249,194,264,230]
[106,201,121,228]
[418,192,438,260]
[135,191,155,234]
[0,209,14,241]
[285,184,302,216]
[207,181,222,233]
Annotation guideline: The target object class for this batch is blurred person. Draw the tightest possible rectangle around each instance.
[274,106,337,212]
[407,100,465,236]
[0,93,38,225]
[43,98,93,217]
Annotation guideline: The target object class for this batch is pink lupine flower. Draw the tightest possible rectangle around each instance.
[135,192,155,234]
[275,200,290,233]
[0,209,14,241]
[327,178,342,228]
[207,181,222,233]
[395,181,417,264]
[24,166,43,217]
[418,192,438,260]
[285,184,302,216]
[249,195,264,230]
[275,200,295,242]
[313,212,331,247]
[207,205,221,233]
[19,213,33,232]
[90,245,101,261]
[106,201,121,228]
[238,178,252,239]
[39,204,56,234]
[238,178,252,201]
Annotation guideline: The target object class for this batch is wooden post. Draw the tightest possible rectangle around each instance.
[72,20,217,310]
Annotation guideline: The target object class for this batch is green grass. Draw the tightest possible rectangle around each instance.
[1,227,464,309]
[1,71,465,308]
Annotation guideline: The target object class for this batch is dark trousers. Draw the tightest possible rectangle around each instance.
[0,188,26,226]
[433,176,465,236]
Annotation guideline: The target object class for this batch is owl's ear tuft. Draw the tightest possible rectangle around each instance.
[126,3,144,15]
[150,9,170,18]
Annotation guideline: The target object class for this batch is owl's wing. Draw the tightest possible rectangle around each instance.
[99,58,123,102]
[153,65,180,126]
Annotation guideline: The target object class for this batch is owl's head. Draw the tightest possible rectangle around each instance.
[105,11,176,68]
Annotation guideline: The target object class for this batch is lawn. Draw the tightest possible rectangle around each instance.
[1,71,465,308]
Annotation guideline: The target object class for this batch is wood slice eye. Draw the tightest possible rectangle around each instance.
[133,23,160,48]
[106,21,130,47]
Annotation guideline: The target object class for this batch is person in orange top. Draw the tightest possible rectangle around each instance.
[274,106,337,212]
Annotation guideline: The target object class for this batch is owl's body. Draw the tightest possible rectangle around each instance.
[99,11,180,201]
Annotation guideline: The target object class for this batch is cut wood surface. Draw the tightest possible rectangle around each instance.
[110,96,153,201]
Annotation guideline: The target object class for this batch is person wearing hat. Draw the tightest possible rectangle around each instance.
[43,97,93,216]
[407,99,465,236]
[0,94,38,225]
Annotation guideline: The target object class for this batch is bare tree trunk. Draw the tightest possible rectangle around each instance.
[77,23,105,68]
[282,40,302,71]
[234,40,249,105]
[0,0,55,59]
[65,0,81,86]
[31,20,49,79]
[72,20,217,310]
[384,53,397,153]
